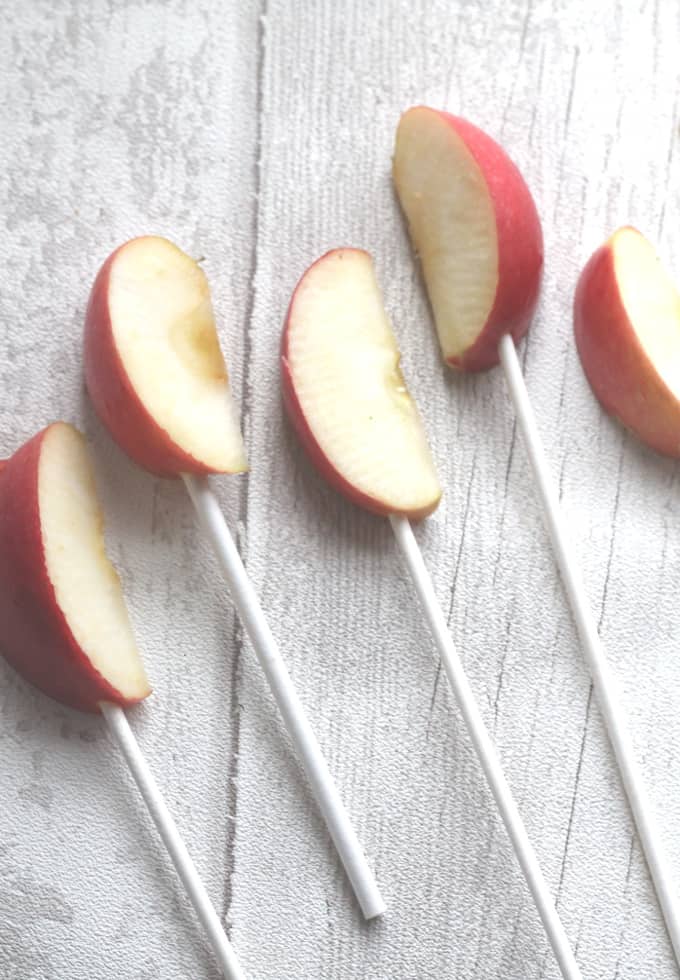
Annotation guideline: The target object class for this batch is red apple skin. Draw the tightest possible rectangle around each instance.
[85,238,220,478]
[400,108,544,372]
[0,425,149,713]
[574,231,680,458]
[281,249,439,522]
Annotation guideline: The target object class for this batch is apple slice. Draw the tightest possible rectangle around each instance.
[0,422,151,712]
[574,226,680,457]
[393,106,543,371]
[85,235,247,477]
[281,248,441,520]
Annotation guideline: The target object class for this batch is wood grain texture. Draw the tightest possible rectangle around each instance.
[0,2,259,978]
[1,1,680,978]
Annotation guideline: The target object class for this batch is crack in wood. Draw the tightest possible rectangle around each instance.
[598,434,626,634]
[611,836,636,980]
[556,683,593,904]
[222,0,268,928]
[554,432,626,910]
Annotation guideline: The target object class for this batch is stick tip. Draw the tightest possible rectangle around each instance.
[362,897,387,920]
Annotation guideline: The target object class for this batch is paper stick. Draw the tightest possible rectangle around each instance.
[499,331,680,965]
[182,474,385,921]
[389,513,581,980]
[100,701,245,979]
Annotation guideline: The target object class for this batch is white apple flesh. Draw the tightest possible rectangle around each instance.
[393,106,543,371]
[85,236,247,477]
[281,248,441,519]
[0,422,150,712]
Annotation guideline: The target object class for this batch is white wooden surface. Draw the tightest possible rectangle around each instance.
[1,1,679,978]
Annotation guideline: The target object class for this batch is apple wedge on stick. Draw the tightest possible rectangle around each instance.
[85,236,384,920]
[393,106,543,372]
[0,422,150,712]
[85,235,247,477]
[282,248,441,519]
[394,105,680,970]
[575,226,680,457]
[281,249,580,980]
[0,422,244,980]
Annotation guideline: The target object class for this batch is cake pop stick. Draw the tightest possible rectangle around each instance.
[0,422,245,980]
[500,331,680,964]
[101,702,245,980]
[182,471,384,919]
[84,236,384,920]
[281,247,581,980]
[571,227,680,957]
[393,106,680,965]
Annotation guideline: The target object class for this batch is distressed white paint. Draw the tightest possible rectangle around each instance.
[1,1,680,979]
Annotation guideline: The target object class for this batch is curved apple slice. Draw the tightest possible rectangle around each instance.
[281,248,442,520]
[0,422,150,712]
[574,226,680,457]
[85,236,247,477]
[393,106,543,371]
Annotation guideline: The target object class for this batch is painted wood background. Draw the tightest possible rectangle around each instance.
[1,1,680,977]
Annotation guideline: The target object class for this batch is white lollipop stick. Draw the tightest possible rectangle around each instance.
[100,702,245,979]
[182,473,385,921]
[499,332,680,964]
[389,513,581,980]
